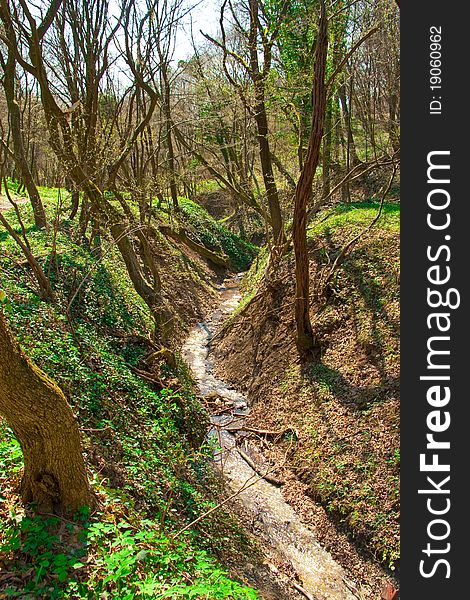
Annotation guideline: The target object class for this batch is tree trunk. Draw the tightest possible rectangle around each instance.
[248,0,285,246]
[0,313,94,514]
[67,176,80,220]
[162,69,179,212]
[339,82,360,168]
[322,102,333,199]
[254,101,284,244]
[293,0,328,359]
[2,47,48,231]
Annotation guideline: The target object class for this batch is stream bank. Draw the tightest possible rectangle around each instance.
[183,275,365,600]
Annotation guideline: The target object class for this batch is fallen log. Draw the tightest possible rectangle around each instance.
[159,224,230,267]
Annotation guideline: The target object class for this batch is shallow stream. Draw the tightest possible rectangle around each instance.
[182,276,359,600]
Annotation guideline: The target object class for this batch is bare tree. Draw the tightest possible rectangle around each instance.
[0,0,175,339]
[0,24,48,229]
[203,0,286,245]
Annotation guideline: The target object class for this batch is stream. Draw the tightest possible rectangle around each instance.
[182,275,359,600]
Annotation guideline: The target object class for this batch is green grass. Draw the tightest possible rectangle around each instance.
[309,201,400,239]
[194,179,222,194]
[0,190,259,599]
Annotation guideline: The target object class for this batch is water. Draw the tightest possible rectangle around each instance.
[182,275,359,600]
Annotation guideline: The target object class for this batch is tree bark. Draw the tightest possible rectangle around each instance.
[339,82,360,168]
[254,100,284,244]
[293,0,328,359]
[248,0,285,246]
[0,312,94,514]
[1,45,48,230]
[160,63,179,212]
[322,102,333,200]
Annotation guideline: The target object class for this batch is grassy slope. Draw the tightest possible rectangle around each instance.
[0,190,259,599]
[214,202,400,573]
[177,198,258,273]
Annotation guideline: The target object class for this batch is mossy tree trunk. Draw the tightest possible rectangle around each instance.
[0,313,94,514]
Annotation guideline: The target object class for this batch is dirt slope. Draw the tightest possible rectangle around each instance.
[212,205,400,593]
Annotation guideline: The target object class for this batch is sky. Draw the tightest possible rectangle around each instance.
[174,0,220,61]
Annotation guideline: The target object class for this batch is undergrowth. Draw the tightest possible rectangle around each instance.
[0,192,259,598]
[177,199,258,272]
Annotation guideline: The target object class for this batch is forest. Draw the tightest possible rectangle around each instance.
[0,0,400,598]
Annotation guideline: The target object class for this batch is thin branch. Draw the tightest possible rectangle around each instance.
[326,26,380,91]
[322,162,398,291]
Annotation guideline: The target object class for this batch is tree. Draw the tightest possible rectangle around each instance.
[173,49,264,217]
[0,310,93,514]
[0,0,172,340]
[154,0,185,212]
[274,0,318,172]
[0,28,48,230]
[292,0,388,358]
[0,192,54,301]
[203,0,286,245]
[292,0,327,358]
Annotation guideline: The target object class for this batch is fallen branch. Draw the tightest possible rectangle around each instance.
[173,467,272,539]
[292,581,316,600]
[236,448,284,487]
[240,426,299,439]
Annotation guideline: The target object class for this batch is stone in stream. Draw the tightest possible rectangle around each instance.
[203,390,231,405]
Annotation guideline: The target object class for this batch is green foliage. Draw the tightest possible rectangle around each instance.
[309,201,400,239]
[0,424,22,476]
[0,509,258,599]
[177,198,258,271]
[0,192,258,599]
[267,0,318,79]
[265,0,319,142]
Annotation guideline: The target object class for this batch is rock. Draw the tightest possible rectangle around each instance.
[204,391,228,403]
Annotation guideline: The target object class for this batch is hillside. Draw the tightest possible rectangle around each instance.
[212,202,400,587]
[0,192,265,599]
[0,1,400,597]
